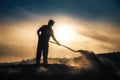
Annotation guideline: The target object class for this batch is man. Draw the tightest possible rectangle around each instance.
[36,19,60,64]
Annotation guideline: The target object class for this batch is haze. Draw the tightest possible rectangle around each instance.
[0,0,120,63]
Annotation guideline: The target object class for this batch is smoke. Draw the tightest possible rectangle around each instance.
[19,50,117,72]
[67,57,92,68]
[9,50,119,80]
[49,50,117,75]
[37,66,48,72]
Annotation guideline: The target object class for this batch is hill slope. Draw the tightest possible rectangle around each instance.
[0,51,120,80]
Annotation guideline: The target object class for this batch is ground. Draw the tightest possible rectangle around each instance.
[0,51,120,80]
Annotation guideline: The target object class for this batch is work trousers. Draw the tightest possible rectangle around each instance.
[36,40,49,64]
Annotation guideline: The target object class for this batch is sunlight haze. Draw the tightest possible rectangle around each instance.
[0,0,120,63]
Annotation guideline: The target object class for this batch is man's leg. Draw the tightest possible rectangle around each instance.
[43,46,48,64]
[36,44,42,64]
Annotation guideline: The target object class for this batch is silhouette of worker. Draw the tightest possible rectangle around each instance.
[36,19,60,64]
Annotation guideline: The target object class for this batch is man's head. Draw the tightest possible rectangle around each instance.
[48,19,55,27]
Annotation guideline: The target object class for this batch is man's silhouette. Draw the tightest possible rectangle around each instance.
[36,19,60,64]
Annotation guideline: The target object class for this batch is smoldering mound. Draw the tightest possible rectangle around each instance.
[0,50,119,80]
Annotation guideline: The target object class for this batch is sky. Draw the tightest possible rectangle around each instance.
[0,0,120,63]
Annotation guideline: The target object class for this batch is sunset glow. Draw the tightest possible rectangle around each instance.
[55,24,76,44]
[0,0,120,63]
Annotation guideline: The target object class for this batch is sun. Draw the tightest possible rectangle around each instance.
[54,25,76,44]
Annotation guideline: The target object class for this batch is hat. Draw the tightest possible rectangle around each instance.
[48,19,55,23]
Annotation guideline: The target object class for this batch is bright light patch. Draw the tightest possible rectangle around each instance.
[55,25,76,44]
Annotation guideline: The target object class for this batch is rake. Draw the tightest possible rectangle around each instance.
[49,41,97,59]
[49,41,78,52]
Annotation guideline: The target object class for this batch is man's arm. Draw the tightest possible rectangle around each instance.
[37,26,44,36]
[51,30,61,45]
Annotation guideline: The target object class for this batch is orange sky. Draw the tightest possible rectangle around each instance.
[0,15,120,63]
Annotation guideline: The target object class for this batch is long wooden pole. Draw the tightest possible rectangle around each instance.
[49,41,77,52]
